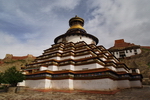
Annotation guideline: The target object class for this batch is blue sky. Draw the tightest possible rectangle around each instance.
[0,0,150,58]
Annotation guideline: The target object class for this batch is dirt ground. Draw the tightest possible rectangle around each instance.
[0,85,150,100]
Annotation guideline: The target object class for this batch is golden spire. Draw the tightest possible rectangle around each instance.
[68,15,85,30]
[68,24,84,30]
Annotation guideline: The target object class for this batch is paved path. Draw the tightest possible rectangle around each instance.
[0,86,150,100]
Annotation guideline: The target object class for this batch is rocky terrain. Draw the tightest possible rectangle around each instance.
[0,86,150,100]
[119,48,150,84]
[120,48,150,75]
[0,54,35,72]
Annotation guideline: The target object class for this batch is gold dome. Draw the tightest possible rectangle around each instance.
[69,15,84,26]
[68,24,84,30]
[54,16,99,45]
[68,15,85,30]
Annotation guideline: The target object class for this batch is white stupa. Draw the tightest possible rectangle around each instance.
[19,16,143,94]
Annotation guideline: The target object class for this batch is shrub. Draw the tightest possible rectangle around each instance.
[0,72,4,84]
[1,66,25,87]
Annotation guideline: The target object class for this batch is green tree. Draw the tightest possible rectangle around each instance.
[3,66,25,87]
[0,72,4,84]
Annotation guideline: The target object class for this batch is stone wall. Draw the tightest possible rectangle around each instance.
[142,78,150,85]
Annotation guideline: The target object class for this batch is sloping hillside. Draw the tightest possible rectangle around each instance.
[0,54,35,72]
[120,48,150,78]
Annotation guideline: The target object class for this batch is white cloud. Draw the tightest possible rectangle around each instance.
[0,31,17,44]
[41,0,80,12]
[85,0,150,48]
[0,0,82,58]
[0,0,150,59]
[0,31,49,58]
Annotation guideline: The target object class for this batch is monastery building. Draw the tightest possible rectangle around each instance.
[109,39,141,58]
[19,16,143,93]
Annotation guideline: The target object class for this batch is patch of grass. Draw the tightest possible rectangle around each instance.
[142,48,150,51]
[0,85,5,89]
[18,60,26,63]
[4,61,16,64]
[4,60,26,64]
[147,62,150,68]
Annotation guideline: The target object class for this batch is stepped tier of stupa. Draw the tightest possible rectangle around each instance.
[20,16,142,92]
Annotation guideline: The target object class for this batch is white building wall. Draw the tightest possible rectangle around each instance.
[74,54,92,60]
[48,65,58,71]
[24,78,142,90]
[17,80,26,86]
[49,56,60,60]
[75,63,103,71]
[135,69,140,74]
[45,50,63,55]
[60,56,74,60]
[39,56,60,61]
[116,68,127,72]
[130,80,142,87]
[99,58,107,61]
[45,79,52,89]
[40,66,48,71]
[57,35,96,44]
[74,78,117,91]
[96,63,104,68]
[137,48,142,54]
[66,36,95,44]
[25,79,51,89]
[70,65,75,70]
[59,65,74,70]
[113,48,142,58]
[114,52,120,58]
[125,50,135,57]
[106,66,117,71]
[57,38,62,43]
[129,70,132,73]
[110,59,118,63]
[117,80,130,89]
[69,79,74,90]
[60,55,92,60]
[52,79,72,90]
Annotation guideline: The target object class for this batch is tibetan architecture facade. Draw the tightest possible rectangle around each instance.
[109,39,141,58]
[20,16,142,92]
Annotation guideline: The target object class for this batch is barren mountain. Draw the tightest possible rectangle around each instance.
[120,48,150,78]
[0,54,35,72]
